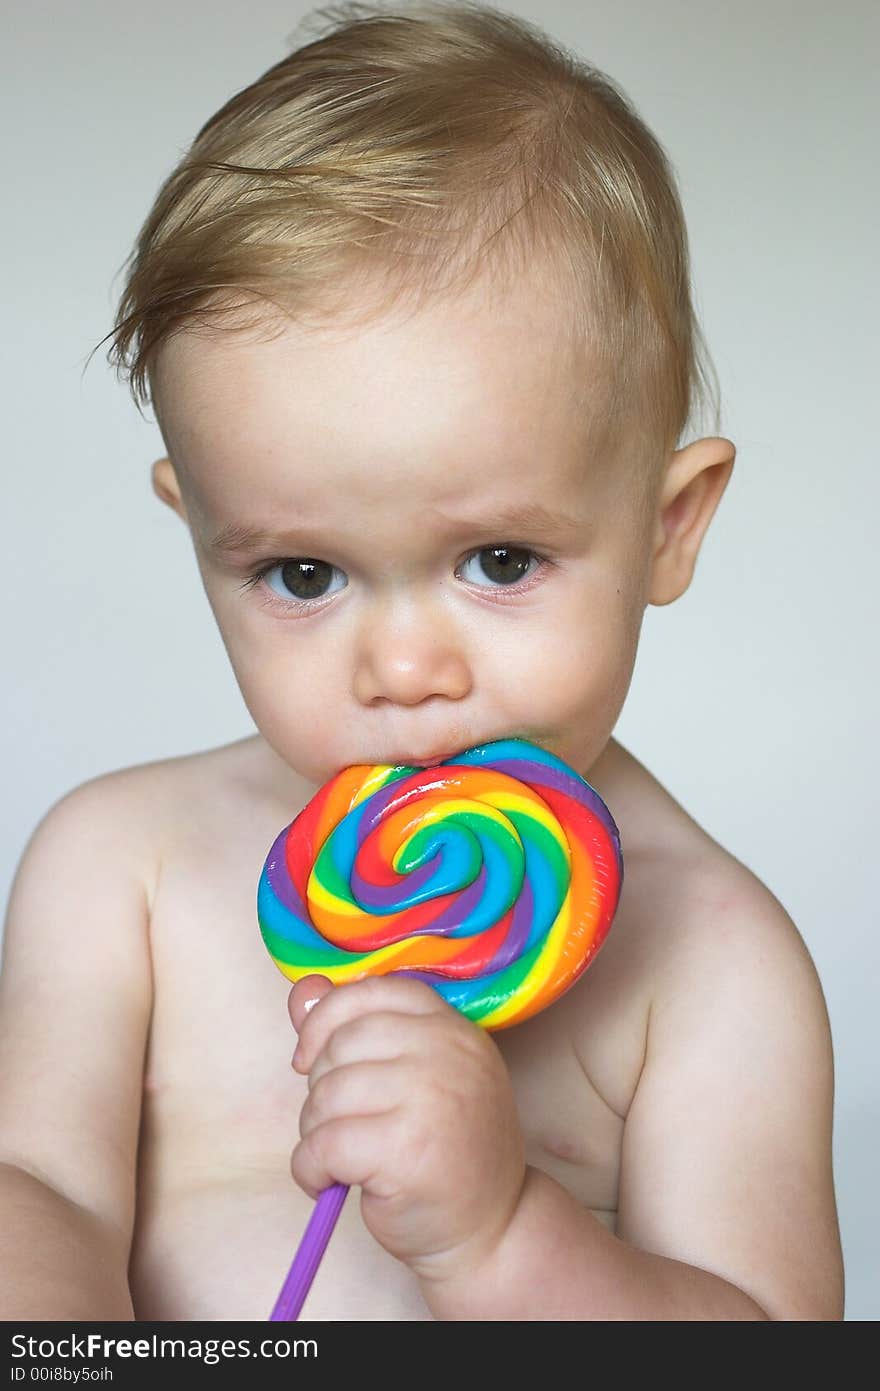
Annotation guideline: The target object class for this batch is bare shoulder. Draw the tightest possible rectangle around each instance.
[592,741,825,1013]
[605,748,844,1319]
[615,746,830,1036]
[0,734,291,1226]
[50,734,297,898]
[79,732,272,814]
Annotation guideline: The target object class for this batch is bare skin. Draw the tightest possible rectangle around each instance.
[130,728,647,1313]
[55,727,828,1321]
[0,692,844,1321]
[0,272,843,1319]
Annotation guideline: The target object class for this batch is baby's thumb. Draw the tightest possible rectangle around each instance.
[288,974,334,1034]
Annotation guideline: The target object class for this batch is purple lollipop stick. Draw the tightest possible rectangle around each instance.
[269,1182,349,1321]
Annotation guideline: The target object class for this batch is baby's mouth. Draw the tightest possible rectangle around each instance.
[351,734,533,773]
[387,749,461,768]
[383,735,530,768]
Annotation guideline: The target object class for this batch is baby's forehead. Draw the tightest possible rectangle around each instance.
[155,281,614,493]
[158,268,585,388]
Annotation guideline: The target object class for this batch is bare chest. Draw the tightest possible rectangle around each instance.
[129,798,650,1320]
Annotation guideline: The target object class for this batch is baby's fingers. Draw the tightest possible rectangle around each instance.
[299,1060,401,1141]
[292,974,443,1072]
[291,1111,399,1200]
[288,974,334,1034]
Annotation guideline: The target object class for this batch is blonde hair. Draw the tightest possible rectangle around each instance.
[100,0,720,478]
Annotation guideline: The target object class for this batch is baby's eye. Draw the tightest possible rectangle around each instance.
[457,546,541,588]
[259,558,348,604]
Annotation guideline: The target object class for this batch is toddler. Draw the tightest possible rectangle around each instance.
[0,1,844,1319]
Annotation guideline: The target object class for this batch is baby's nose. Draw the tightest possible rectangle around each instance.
[352,594,472,707]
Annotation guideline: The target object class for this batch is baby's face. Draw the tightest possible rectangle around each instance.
[153,272,657,787]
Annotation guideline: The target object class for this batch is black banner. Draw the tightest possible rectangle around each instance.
[4,1322,546,1387]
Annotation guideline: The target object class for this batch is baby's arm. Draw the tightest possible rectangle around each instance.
[0,776,153,1318]
[609,879,844,1319]
[421,875,844,1320]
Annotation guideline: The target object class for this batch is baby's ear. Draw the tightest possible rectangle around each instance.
[151,457,189,524]
[647,437,735,606]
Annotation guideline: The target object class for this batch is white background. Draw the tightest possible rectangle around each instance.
[2,0,876,1318]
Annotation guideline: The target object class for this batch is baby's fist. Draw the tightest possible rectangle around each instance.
[288,975,526,1284]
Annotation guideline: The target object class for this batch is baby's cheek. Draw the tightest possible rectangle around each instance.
[266,701,348,784]
[231,646,348,781]
[519,598,639,735]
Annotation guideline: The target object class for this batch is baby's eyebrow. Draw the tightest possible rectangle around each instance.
[423,502,585,542]
[207,502,585,557]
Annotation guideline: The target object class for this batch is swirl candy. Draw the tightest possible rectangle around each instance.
[257,737,623,1032]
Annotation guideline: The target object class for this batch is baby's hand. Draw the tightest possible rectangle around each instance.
[288,974,526,1285]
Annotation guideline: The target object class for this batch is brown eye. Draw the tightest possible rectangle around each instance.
[460,546,539,587]
[266,559,347,603]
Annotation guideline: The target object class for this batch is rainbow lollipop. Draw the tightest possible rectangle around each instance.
[257,737,623,1317]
